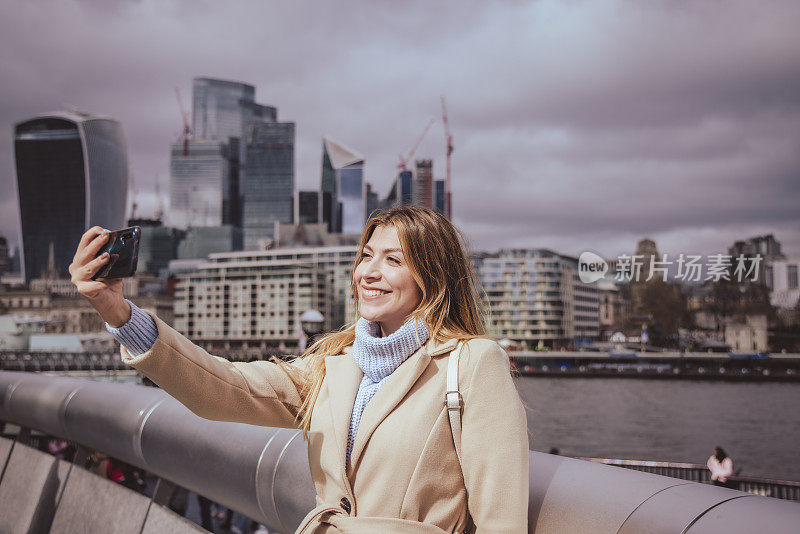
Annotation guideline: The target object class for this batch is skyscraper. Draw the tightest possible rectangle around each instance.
[434,179,446,214]
[413,159,433,208]
[14,112,128,282]
[398,171,413,205]
[383,170,413,209]
[172,77,287,233]
[365,182,380,221]
[242,122,295,248]
[192,78,276,142]
[381,168,446,216]
[298,191,320,224]
[170,140,236,228]
[321,136,365,234]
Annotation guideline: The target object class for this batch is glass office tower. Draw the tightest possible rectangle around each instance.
[170,140,235,228]
[383,170,413,208]
[192,77,276,142]
[242,121,295,248]
[339,167,364,235]
[399,171,413,205]
[172,77,286,233]
[365,183,380,221]
[14,112,128,282]
[413,159,433,209]
[298,191,320,224]
[434,179,446,214]
[320,136,365,235]
[321,148,338,233]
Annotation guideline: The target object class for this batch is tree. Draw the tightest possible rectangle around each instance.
[627,280,687,347]
[706,279,774,320]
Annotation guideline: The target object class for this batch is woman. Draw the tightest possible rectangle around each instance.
[70,206,529,533]
[707,446,734,488]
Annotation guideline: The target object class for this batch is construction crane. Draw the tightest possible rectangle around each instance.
[397,118,436,172]
[441,96,454,219]
[175,87,192,156]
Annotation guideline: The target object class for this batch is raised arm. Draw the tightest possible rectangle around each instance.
[70,226,307,429]
[121,311,306,429]
[460,339,529,533]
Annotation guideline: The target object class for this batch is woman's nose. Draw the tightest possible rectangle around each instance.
[364,261,382,280]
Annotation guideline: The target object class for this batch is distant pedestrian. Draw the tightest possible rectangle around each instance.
[707,446,734,488]
[47,438,69,459]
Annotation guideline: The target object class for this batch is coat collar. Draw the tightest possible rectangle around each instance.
[323,336,461,482]
[425,336,459,358]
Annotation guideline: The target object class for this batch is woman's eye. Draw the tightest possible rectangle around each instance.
[362,253,372,260]
[388,256,401,264]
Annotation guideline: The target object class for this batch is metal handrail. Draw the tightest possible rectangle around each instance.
[1,371,799,533]
[579,457,800,501]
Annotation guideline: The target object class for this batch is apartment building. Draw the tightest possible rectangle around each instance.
[475,249,600,349]
[174,246,357,349]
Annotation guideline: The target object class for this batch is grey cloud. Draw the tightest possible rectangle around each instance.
[0,0,798,262]
[450,2,800,132]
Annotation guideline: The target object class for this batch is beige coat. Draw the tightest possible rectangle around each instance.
[122,313,529,533]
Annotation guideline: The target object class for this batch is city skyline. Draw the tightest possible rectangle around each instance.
[1,1,799,260]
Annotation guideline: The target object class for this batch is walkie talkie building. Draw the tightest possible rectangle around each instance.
[14,112,128,282]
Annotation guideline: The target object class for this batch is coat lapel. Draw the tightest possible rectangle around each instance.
[324,347,363,478]
[347,336,460,474]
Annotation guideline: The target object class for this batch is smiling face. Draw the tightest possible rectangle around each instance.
[354,224,423,336]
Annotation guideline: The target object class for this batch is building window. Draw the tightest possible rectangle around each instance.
[789,265,799,289]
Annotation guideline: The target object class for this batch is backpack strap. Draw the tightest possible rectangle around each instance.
[445,341,475,534]
[446,341,464,466]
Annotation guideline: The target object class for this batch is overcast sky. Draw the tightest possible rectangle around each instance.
[1,0,799,260]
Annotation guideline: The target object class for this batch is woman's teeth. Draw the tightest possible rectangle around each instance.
[364,289,388,297]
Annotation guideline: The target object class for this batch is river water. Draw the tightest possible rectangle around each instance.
[514,376,800,481]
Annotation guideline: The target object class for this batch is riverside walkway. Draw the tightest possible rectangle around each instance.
[0,371,798,533]
[511,351,800,380]
[5,350,800,381]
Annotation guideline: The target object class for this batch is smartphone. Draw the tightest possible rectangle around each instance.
[92,226,141,279]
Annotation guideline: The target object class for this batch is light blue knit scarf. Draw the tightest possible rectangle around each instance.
[347,316,429,468]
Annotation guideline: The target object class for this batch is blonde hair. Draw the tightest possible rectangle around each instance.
[277,206,486,437]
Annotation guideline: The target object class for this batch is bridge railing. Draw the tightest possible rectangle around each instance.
[580,457,800,501]
[1,371,799,533]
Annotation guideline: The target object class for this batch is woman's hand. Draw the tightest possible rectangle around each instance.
[69,226,130,327]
